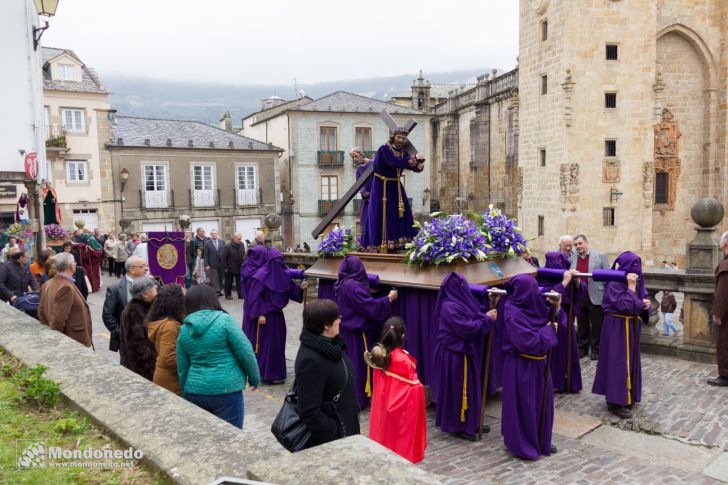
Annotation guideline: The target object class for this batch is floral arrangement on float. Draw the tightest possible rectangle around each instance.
[44,224,69,241]
[7,223,24,236]
[405,205,529,266]
[317,226,358,257]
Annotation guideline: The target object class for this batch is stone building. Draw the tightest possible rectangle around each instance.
[424,69,519,216]
[240,91,429,249]
[107,116,281,240]
[518,0,728,265]
[41,47,114,230]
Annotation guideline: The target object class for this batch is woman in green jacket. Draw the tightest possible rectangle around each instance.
[177,285,260,428]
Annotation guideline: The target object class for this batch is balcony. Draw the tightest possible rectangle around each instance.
[190,189,216,208]
[139,189,173,209]
[236,187,261,207]
[364,150,377,160]
[45,125,67,149]
[317,150,345,167]
[318,199,338,215]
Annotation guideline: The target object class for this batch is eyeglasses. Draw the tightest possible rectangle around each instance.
[131,264,148,268]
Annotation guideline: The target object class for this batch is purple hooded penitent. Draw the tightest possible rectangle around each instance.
[241,245,268,342]
[433,272,493,436]
[500,274,558,460]
[334,255,392,408]
[245,247,303,381]
[540,251,584,393]
[592,251,650,406]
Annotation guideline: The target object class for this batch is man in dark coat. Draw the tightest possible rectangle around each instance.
[221,233,246,300]
[204,229,224,296]
[708,231,728,386]
[101,256,147,351]
[0,249,38,303]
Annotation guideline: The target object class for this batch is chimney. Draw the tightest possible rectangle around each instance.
[219,111,233,132]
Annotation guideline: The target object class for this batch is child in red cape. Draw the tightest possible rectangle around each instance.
[365,316,427,463]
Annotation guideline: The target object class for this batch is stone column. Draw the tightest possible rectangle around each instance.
[682,198,724,350]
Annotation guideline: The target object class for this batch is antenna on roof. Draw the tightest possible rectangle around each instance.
[293,77,299,106]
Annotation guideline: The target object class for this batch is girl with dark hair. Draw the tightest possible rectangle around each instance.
[147,285,186,394]
[177,284,259,428]
[294,299,359,447]
[30,249,54,285]
[365,316,426,463]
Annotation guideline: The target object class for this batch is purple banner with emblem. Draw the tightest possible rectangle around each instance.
[148,232,186,284]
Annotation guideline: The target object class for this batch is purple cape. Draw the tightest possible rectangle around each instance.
[241,244,268,340]
[541,251,583,392]
[360,143,422,251]
[592,251,649,406]
[501,274,558,460]
[335,255,392,408]
[434,272,493,435]
[356,160,372,237]
[244,247,303,381]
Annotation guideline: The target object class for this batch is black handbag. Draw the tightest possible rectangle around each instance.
[271,359,348,452]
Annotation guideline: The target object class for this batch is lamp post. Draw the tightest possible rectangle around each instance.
[119,167,129,230]
[422,187,431,210]
[32,0,60,51]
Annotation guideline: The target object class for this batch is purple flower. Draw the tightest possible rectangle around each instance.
[44,224,68,240]
[406,214,487,266]
[479,204,529,259]
[317,226,358,257]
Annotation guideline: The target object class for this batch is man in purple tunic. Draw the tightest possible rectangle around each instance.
[247,248,308,384]
[592,251,650,419]
[360,127,425,252]
[335,255,397,408]
[434,273,496,441]
[350,147,373,238]
[241,244,268,341]
[501,274,560,460]
[539,252,586,393]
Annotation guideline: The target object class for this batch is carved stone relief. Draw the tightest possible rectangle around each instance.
[559,163,580,210]
[602,159,620,183]
[561,69,575,128]
[642,160,654,208]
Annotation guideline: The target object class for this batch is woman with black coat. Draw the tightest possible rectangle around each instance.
[295,299,360,446]
[120,276,158,380]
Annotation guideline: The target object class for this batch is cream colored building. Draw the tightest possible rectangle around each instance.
[518,0,728,265]
[42,47,113,231]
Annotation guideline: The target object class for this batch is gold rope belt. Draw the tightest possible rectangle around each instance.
[461,355,468,422]
[608,313,635,405]
[518,353,546,360]
[363,332,372,397]
[373,171,405,251]
[381,369,421,386]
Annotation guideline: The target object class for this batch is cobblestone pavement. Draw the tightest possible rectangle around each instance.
[86,276,727,483]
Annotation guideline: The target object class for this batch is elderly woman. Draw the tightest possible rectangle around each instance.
[115,234,129,277]
[120,276,158,380]
[103,232,118,277]
[147,285,186,394]
[177,285,260,429]
[295,299,359,447]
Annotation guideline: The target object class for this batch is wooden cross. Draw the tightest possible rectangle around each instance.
[311,110,418,239]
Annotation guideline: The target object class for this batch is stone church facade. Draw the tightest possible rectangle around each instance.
[518,0,728,265]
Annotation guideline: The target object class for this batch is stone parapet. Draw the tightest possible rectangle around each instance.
[0,304,439,484]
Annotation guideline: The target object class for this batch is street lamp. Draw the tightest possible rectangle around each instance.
[120,167,129,191]
[32,0,60,51]
[422,187,431,208]
[610,187,624,203]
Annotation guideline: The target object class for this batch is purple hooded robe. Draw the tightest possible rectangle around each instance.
[592,251,650,406]
[501,274,559,460]
[434,272,494,436]
[356,160,373,238]
[334,255,392,408]
[539,251,585,393]
[360,142,423,251]
[241,245,268,339]
[246,248,303,381]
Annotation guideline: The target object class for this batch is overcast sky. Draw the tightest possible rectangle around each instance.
[42,0,518,85]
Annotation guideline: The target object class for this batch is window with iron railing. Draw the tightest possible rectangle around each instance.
[355,127,372,151]
[143,164,168,208]
[236,166,258,205]
[320,126,337,151]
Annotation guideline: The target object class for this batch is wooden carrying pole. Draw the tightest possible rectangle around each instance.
[539,291,560,452]
[566,282,575,391]
[477,288,507,441]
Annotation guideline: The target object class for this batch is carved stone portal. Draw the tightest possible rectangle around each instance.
[653,108,681,207]
[602,159,620,183]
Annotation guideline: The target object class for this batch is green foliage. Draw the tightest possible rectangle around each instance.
[54,417,89,435]
[12,364,61,407]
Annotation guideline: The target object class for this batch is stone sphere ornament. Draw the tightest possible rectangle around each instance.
[264,213,282,230]
[178,215,191,229]
[690,198,724,228]
[74,219,86,230]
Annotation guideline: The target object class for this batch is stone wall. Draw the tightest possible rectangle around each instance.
[0,304,440,484]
